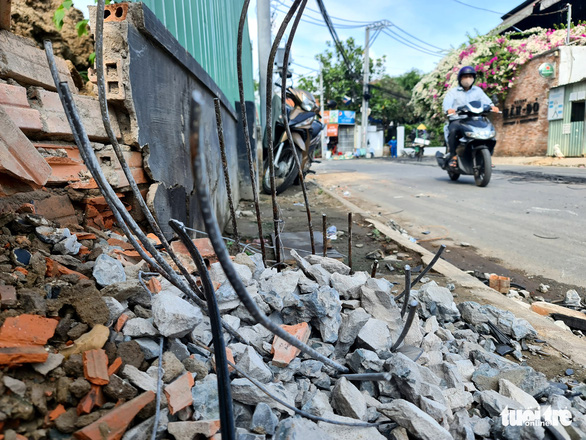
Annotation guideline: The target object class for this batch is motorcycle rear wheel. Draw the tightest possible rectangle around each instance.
[474,148,492,187]
[262,143,300,195]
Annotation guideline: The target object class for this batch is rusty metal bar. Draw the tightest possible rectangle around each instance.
[400,264,411,318]
[93,0,205,298]
[237,0,266,264]
[370,259,379,278]
[266,0,303,270]
[348,212,353,272]
[391,300,419,352]
[395,244,446,300]
[341,372,391,381]
[322,213,327,257]
[213,98,240,253]
[169,219,235,440]
[189,91,348,373]
[279,0,314,255]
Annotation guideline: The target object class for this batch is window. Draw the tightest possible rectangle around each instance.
[570,101,585,122]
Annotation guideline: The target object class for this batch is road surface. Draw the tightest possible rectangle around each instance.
[312,159,586,288]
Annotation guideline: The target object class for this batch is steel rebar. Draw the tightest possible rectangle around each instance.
[395,244,446,300]
[279,0,315,255]
[391,300,419,352]
[341,372,392,382]
[370,259,379,278]
[400,264,411,318]
[237,0,266,264]
[214,98,240,253]
[322,213,327,257]
[169,219,235,440]
[45,42,245,346]
[189,91,348,373]
[93,0,205,297]
[265,0,303,270]
[151,337,164,440]
[192,340,391,428]
[348,212,353,272]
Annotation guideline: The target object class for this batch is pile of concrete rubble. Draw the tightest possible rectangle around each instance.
[1,208,586,440]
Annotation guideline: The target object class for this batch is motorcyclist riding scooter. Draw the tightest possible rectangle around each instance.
[436,66,499,187]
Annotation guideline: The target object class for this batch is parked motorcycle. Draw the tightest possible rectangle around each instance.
[436,100,497,187]
[262,85,323,195]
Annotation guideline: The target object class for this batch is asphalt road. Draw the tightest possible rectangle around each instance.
[313,158,586,288]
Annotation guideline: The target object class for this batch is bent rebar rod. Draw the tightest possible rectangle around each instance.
[391,300,419,352]
[45,43,245,345]
[189,91,348,373]
[151,337,164,440]
[400,265,411,319]
[192,340,390,428]
[94,0,206,299]
[169,219,235,440]
[266,0,303,269]
[395,244,446,300]
[279,0,315,255]
[237,0,266,264]
[214,98,240,253]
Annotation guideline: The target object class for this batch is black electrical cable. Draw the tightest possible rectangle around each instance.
[169,219,235,440]
[188,91,349,373]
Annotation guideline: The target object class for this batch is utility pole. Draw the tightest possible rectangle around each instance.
[566,3,572,45]
[361,26,370,153]
[319,60,325,158]
[257,0,271,129]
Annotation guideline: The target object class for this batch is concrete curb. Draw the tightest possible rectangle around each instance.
[316,182,586,368]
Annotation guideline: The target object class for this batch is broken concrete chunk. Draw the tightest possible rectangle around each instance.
[378,399,452,440]
[251,402,279,435]
[152,291,203,338]
[331,377,367,421]
[357,318,391,352]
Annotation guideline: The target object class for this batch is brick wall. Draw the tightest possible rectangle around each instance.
[493,51,559,156]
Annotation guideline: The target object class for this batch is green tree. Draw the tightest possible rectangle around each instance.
[298,39,421,126]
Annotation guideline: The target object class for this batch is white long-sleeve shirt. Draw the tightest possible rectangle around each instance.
[442,85,492,113]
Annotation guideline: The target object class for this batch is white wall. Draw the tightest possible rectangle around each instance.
[559,47,586,86]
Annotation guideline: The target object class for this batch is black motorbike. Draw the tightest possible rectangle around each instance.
[263,86,323,195]
[436,101,496,187]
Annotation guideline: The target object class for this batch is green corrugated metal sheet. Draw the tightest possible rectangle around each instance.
[132,0,255,106]
[548,82,586,156]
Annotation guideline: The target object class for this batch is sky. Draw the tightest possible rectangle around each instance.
[74,0,522,83]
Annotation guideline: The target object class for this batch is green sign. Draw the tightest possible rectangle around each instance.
[538,63,555,78]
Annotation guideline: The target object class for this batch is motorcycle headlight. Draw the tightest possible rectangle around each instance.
[465,130,495,140]
[301,94,313,112]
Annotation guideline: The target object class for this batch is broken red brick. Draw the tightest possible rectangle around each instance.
[107,238,133,250]
[45,258,89,280]
[13,267,28,276]
[0,314,58,347]
[104,3,129,22]
[77,385,106,416]
[211,347,235,373]
[16,202,35,214]
[73,391,155,440]
[0,285,17,308]
[146,233,161,246]
[271,322,311,367]
[114,314,129,333]
[170,238,218,272]
[83,349,110,386]
[107,357,122,376]
[164,372,195,415]
[49,404,66,421]
[75,233,97,240]
[489,274,511,294]
[34,194,78,226]
[0,346,48,364]
[147,278,162,294]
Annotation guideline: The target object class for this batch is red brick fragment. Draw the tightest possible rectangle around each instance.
[164,372,195,415]
[45,257,89,280]
[73,391,155,440]
[107,238,133,250]
[49,404,66,421]
[107,357,122,376]
[13,267,28,276]
[114,314,129,333]
[83,349,110,385]
[271,322,311,367]
[0,314,58,347]
[77,385,106,416]
[0,346,48,364]
[147,278,162,294]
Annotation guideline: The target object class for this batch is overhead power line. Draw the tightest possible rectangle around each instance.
[382,29,444,57]
[452,0,504,15]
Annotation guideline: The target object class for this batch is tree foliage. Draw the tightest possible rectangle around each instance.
[297,38,422,126]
